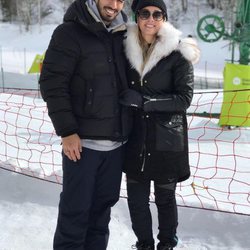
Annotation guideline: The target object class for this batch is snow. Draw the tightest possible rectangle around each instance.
[1,169,250,250]
[1,5,250,250]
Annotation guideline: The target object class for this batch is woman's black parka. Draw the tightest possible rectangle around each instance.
[123,22,198,183]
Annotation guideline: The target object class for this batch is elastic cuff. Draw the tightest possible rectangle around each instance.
[60,130,78,138]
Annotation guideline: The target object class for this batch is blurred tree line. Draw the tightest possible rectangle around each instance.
[0,0,238,31]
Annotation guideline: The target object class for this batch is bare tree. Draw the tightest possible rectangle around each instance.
[206,0,235,10]
[207,0,216,8]
[16,0,34,31]
[217,0,223,10]
[168,0,182,27]
[182,0,188,12]
[0,0,17,22]
[221,0,237,31]
[14,0,51,31]
[0,0,11,21]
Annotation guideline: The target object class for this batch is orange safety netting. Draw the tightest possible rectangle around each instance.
[0,88,249,215]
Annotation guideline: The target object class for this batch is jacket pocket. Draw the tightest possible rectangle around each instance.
[83,78,117,118]
[71,79,93,117]
[155,114,184,152]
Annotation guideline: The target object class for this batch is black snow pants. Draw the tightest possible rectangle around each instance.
[53,146,124,250]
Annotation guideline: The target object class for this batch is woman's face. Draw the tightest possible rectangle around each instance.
[137,6,164,41]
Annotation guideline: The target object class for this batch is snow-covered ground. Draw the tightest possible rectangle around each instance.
[1,168,250,250]
[0,5,250,250]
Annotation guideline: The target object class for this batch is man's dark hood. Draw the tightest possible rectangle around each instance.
[63,0,127,33]
[63,0,93,25]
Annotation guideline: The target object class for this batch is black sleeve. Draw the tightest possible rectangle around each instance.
[143,56,194,113]
[39,24,80,137]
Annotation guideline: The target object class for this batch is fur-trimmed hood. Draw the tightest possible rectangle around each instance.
[124,22,200,78]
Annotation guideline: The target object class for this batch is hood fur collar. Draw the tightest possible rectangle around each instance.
[124,22,200,78]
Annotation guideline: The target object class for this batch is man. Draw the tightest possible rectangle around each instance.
[39,0,130,249]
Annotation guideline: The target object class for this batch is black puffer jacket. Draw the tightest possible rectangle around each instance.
[39,0,131,141]
[123,23,196,183]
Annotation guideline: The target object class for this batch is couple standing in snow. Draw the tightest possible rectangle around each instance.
[39,0,200,249]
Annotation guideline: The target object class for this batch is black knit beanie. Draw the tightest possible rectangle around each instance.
[133,0,167,15]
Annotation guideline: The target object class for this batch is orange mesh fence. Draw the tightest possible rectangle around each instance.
[0,88,250,215]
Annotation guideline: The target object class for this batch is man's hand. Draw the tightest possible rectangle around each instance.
[62,134,82,162]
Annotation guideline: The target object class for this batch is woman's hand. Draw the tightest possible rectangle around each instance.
[119,89,143,108]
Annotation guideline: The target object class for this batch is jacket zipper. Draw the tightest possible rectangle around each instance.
[140,112,147,172]
[140,78,143,86]
[140,144,146,172]
[139,78,147,172]
[143,97,172,105]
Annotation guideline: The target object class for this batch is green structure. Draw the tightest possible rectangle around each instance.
[28,54,44,74]
[219,63,250,127]
[237,0,250,65]
[197,0,250,127]
[197,0,250,65]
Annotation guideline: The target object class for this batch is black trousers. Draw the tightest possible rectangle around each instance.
[126,176,178,247]
[53,146,124,250]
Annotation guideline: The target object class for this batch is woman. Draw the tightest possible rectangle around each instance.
[119,0,200,249]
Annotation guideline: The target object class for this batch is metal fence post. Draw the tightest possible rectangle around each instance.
[24,48,27,74]
[0,46,5,92]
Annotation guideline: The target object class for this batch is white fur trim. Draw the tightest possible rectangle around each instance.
[178,37,200,64]
[124,22,200,78]
[124,24,143,76]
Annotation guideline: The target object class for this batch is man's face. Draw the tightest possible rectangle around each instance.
[97,0,124,24]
